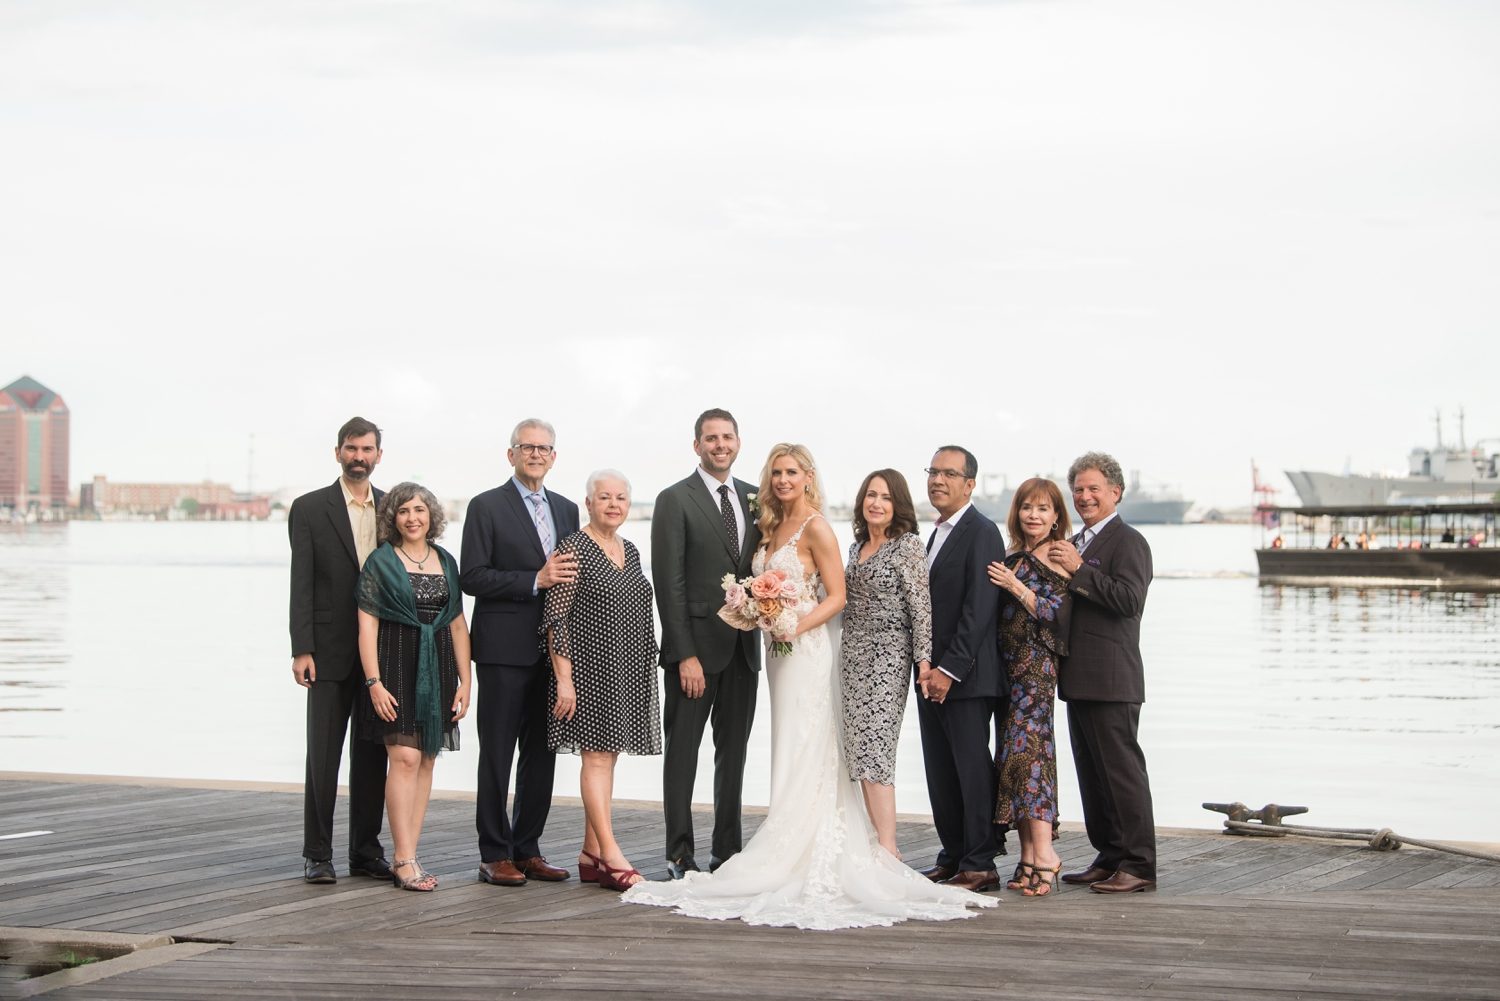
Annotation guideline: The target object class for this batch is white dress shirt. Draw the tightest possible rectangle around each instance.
[926,501,973,682]
[1077,511,1118,553]
[926,501,972,570]
[698,465,746,551]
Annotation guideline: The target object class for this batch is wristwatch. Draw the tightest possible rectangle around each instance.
[364,677,379,688]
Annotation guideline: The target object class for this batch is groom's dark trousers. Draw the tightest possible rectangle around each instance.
[289,480,388,865]
[461,480,579,864]
[919,506,1005,873]
[653,471,762,864]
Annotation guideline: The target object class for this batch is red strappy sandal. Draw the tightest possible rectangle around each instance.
[578,850,603,884]
[596,858,644,892]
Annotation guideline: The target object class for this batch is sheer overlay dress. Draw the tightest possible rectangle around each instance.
[540,531,661,756]
[359,572,461,752]
[994,551,1071,826]
[839,533,932,785]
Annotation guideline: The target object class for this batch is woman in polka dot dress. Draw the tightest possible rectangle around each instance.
[541,469,661,891]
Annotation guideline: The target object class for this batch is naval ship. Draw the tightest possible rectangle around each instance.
[1285,413,1500,506]
[971,470,1192,525]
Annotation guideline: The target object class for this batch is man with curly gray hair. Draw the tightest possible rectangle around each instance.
[1045,451,1158,894]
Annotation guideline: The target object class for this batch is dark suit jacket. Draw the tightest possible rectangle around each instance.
[1059,516,1153,704]
[288,479,385,682]
[651,471,763,674]
[459,479,580,667]
[926,505,1005,700]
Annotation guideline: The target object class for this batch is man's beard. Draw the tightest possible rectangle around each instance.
[342,460,370,481]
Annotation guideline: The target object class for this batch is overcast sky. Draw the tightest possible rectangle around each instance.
[3,0,1497,509]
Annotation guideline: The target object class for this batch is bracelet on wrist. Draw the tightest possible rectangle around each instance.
[365,677,380,688]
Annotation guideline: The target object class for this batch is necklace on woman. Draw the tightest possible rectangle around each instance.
[399,543,432,570]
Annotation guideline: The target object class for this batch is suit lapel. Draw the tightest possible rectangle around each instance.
[930,507,976,574]
[1081,515,1123,558]
[686,472,738,561]
[501,480,548,561]
[325,479,360,567]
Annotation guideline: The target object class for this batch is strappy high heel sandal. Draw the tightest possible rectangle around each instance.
[391,857,437,892]
[1007,863,1034,890]
[596,858,644,892]
[1024,864,1059,898]
[578,850,603,884]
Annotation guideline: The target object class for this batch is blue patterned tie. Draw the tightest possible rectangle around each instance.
[529,493,552,554]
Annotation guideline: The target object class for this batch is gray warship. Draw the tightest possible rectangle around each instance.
[971,470,1192,525]
[1286,412,1499,507]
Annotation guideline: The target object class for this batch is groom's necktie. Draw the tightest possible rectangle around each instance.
[718,485,741,563]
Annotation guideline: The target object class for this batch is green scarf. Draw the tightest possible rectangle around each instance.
[357,542,463,758]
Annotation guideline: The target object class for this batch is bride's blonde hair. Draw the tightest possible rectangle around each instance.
[756,443,823,542]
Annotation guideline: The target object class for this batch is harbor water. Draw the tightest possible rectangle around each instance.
[2,520,1497,841]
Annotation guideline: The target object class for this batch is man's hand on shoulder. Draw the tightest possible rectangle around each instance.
[1047,539,1083,574]
[537,549,579,589]
[678,656,706,699]
[292,654,316,688]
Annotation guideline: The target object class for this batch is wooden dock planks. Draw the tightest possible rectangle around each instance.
[1,778,1496,999]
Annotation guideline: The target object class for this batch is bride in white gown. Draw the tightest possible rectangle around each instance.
[622,444,997,930]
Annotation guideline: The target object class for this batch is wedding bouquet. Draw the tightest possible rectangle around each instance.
[717,568,813,657]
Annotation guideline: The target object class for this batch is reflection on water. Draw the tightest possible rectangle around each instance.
[2,522,1497,841]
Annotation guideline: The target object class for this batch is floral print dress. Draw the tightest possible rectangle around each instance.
[994,550,1072,826]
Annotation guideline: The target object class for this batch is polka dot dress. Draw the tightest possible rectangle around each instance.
[540,531,662,756]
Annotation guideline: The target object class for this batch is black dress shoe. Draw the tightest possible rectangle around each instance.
[666,856,701,880]
[304,858,337,884]
[919,863,959,883]
[349,857,393,880]
[709,855,729,873]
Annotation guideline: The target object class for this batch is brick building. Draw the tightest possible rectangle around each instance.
[0,375,70,513]
[82,476,235,516]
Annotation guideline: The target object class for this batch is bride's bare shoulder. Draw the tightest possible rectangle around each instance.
[802,514,838,544]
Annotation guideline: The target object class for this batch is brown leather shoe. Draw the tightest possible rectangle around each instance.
[941,869,1001,892]
[1061,866,1115,885]
[477,859,527,886]
[1090,871,1156,893]
[515,856,569,882]
[918,864,958,883]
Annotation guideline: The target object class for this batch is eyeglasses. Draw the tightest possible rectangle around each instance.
[924,467,970,481]
[514,444,554,456]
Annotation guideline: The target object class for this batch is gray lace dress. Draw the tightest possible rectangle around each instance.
[839,533,933,785]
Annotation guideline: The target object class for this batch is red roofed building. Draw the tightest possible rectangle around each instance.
[0,376,70,512]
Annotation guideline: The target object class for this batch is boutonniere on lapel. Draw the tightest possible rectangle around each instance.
[745,493,761,522]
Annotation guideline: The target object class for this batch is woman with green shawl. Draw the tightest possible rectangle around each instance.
[357,481,472,891]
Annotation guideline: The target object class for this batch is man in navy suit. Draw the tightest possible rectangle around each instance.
[461,418,580,886]
[916,445,1005,892]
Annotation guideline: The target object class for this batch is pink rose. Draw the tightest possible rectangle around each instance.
[777,577,801,600]
[750,570,786,599]
[724,583,747,611]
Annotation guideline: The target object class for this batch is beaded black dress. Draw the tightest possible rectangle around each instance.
[540,531,661,756]
[360,572,461,752]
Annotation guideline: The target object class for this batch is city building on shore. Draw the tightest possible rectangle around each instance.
[0,375,70,516]
[81,476,271,520]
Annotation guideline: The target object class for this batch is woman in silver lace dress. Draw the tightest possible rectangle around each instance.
[840,469,931,859]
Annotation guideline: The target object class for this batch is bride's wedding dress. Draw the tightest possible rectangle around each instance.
[622,516,998,930]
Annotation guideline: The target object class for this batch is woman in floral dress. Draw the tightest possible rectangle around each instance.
[988,478,1072,897]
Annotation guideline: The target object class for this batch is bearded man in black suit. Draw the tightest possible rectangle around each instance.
[652,408,763,878]
[1046,451,1158,894]
[287,417,391,885]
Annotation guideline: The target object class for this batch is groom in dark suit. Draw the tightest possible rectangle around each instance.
[917,445,1006,892]
[460,418,580,886]
[288,417,391,884]
[653,408,763,878]
[1047,451,1157,893]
